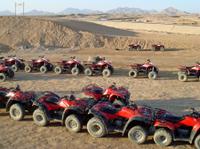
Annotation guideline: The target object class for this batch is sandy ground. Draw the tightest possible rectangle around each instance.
[0,15,200,149]
[90,21,200,35]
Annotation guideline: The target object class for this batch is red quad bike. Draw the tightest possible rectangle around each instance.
[32,93,98,133]
[54,56,84,76]
[128,63,159,80]
[5,85,38,121]
[178,64,200,82]
[152,44,165,51]
[84,56,114,77]
[24,56,53,73]
[0,64,14,82]
[86,102,156,145]
[153,108,200,149]
[128,44,142,51]
[0,55,25,72]
[82,83,130,106]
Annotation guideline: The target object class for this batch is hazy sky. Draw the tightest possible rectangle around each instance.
[1,0,200,13]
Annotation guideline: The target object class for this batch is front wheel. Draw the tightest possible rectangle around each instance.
[71,67,80,76]
[9,103,25,121]
[194,134,200,149]
[178,73,188,82]
[65,114,82,133]
[128,126,148,144]
[12,65,18,72]
[153,128,172,147]
[87,117,107,138]
[148,71,157,80]
[0,73,6,82]
[102,68,111,77]
[33,109,49,126]
[84,68,93,76]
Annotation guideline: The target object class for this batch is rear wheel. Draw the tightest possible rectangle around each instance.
[178,73,188,82]
[129,47,133,51]
[87,117,107,138]
[0,73,6,82]
[153,128,172,147]
[137,46,141,51]
[152,47,156,51]
[102,68,111,77]
[160,47,165,51]
[54,66,62,74]
[65,114,82,133]
[194,134,200,149]
[71,67,80,76]
[24,65,32,73]
[128,126,148,144]
[84,68,93,76]
[8,69,14,78]
[33,109,49,126]
[148,71,157,80]
[12,65,18,72]
[9,103,25,121]
[40,66,47,73]
[129,69,138,78]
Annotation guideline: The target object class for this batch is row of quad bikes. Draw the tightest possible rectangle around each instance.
[0,56,200,82]
[1,84,200,148]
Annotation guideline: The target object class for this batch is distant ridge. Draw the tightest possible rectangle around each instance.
[0,7,191,16]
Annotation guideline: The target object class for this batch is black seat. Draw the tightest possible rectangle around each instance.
[162,114,183,123]
[46,97,60,104]
[100,105,121,114]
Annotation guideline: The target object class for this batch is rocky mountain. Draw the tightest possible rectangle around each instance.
[24,10,55,16]
[107,7,156,14]
[59,8,102,15]
[161,7,190,16]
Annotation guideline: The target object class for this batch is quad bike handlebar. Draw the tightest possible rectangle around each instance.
[188,108,200,118]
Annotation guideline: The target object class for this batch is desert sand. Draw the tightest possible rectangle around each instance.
[0,15,200,149]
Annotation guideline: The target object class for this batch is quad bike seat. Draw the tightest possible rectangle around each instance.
[46,96,60,105]
[100,105,121,114]
[162,114,184,123]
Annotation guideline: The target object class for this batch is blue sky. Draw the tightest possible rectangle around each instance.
[1,0,200,13]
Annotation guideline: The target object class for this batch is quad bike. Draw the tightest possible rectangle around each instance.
[153,108,200,149]
[5,85,38,121]
[178,64,200,82]
[152,44,165,51]
[128,44,142,51]
[128,63,159,80]
[32,93,98,133]
[54,56,84,75]
[24,56,53,73]
[0,55,25,72]
[0,87,10,108]
[82,83,130,106]
[84,56,114,77]
[86,101,156,145]
[0,64,14,82]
